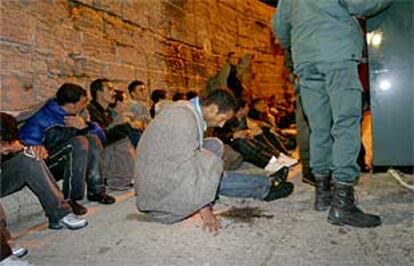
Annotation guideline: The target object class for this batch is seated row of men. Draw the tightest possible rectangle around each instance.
[0,79,142,263]
[0,80,297,262]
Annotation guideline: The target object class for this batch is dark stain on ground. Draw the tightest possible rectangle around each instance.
[218,206,274,224]
[338,228,347,235]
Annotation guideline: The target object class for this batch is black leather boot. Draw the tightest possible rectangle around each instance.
[314,175,332,211]
[327,183,381,227]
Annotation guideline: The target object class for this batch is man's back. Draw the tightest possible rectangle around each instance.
[274,0,391,68]
[135,102,222,224]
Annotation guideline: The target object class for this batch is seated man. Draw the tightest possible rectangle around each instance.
[215,99,297,173]
[248,98,296,152]
[87,79,137,190]
[0,112,87,230]
[128,80,151,131]
[135,89,293,233]
[87,78,137,146]
[109,89,143,148]
[18,83,115,215]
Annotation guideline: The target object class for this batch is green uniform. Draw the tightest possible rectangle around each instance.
[273,0,391,183]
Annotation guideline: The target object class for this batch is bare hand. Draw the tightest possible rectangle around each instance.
[64,115,87,129]
[79,109,91,122]
[199,206,222,234]
[122,112,134,123]
[131,120,146,130]
[233,130,250,139]
[250,127,263,136]
[29,145,49,160]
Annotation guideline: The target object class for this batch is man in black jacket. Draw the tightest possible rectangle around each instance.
[87,79,135,145]
[87,79,137,190]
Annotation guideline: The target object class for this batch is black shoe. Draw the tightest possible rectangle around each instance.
[269,167,289,185]
[314,175,332,212]
[87,193,116,204]
[327,183,381,228]
[263,182,294,202]
[68,200,87,215]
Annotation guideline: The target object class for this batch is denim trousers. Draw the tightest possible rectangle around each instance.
[1,152,71,223]
[298,61,362,184]
[203,138,270,200]
[218,171,270,200]
[47,135,105,200]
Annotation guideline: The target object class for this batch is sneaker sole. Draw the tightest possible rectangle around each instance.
[63,221,88,230]
[327,216,345,226]
[50,221,88,230]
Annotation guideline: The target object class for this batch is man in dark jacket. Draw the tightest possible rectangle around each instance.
[87,79,138,191]
[87,79,135,145]
[19,83,115,215]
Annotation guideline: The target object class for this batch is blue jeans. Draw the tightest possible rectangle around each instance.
[47,135,105,200]
[218,171,270,200]
[203,138,270,200]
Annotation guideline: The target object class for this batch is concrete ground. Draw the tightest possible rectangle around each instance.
[5,166,414,266]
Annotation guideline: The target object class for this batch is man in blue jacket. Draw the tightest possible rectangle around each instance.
[19,83,115,215]
[273,0,391,227]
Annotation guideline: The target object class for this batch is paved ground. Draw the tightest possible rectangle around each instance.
[6,166,414,266]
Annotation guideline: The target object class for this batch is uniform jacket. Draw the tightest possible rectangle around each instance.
[273,0,392,69]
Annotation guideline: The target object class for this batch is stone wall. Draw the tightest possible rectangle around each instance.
[0,0,290,111]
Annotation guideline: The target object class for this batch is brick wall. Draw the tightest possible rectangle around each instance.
[0,0,290,111]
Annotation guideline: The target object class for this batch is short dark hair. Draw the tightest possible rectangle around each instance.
[172,92,185,101]
[56,83,87,105]
[128,80,145,95]
[186,90,198,100]
[150,89,167,104]
[200,88,237,114]
[90,78,110,99]
[0,112,18,142]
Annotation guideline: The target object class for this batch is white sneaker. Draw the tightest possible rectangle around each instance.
[278,153,298,167]
[60,213,88,230]
[9,243,28,258]
[265,156,284,173]
[0,257,33,266]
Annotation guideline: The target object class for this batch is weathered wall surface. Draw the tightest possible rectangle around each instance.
[0,0,289,111]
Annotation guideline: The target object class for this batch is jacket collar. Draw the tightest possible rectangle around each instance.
[190,97,207,132]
